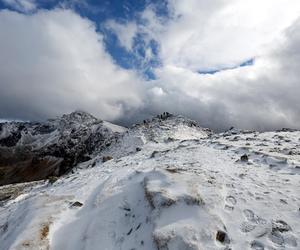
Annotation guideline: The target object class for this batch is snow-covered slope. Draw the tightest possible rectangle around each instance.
[98,113,212,160]
[0,115,299,250]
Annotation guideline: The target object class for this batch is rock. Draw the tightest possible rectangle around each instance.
[48,176,59,184]
[277,128,297,132]
[216,230,230,244]
[165,137,175,142]
[0,130,22,147]
[150,151,158,158]
[102,156,113,162]
[240,154,249,162]
[0,181,39,206]
[70,201,83,208]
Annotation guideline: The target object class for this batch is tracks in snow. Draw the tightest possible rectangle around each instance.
[1,131,299,250]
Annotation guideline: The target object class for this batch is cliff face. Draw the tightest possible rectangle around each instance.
[0,111,126,185]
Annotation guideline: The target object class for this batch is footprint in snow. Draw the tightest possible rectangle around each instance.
[268,220,298,247]
[240,209,269,238]
[240,221,256,233]
[243,209,267,225]
[225,195,237,205]
[224,204,234,211]
[223,195,237,212]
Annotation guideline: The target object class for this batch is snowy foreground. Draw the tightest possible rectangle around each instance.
[0,116,299,250]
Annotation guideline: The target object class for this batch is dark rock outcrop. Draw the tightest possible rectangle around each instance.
[0,111,124,185]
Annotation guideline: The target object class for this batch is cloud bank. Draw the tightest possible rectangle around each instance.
[0,0,300,131]
[112,0,300,130]
[0,8,143,121]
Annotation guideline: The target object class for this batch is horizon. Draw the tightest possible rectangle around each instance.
[0,0,300,131]
[1,110,298,133]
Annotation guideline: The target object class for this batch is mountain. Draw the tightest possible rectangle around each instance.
[0,112,299,250]
[0,111,126,185]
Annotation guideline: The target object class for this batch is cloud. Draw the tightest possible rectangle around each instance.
[1,1,300,131]
[105,20,138,52]
[105,17,160,77]
[2,0,37,12]
[111,0,300,131]
[146,0,300,71]
[0,8,143,121]
[146,18,300,131]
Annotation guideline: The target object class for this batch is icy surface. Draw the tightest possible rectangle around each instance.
[0,116,299,250]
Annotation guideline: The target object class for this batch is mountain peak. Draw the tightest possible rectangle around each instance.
[60,110,99,124]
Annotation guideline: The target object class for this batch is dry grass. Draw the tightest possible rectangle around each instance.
[40,223,50,240]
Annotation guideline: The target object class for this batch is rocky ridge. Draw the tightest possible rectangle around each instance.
[0,111,125,185]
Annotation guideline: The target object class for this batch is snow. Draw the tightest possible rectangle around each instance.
[0,125,11,140]
[102,121,127,133]
[0,116,299,250]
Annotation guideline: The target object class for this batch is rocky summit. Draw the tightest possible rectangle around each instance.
[0,112,299,250]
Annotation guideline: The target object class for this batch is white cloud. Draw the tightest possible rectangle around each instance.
[2,0,37,12]
[148,18,300,131]
[0,8,143,121]
[147,0,300,71]
[1,1,300,131]
[149,86,166,97]
[135,0,300,130]
[105,20,138,52]
[105,18,158,70]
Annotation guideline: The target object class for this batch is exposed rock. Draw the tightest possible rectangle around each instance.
[48,176,59,185]
[0,111,124,185]
[102,156,113,162]
[0,148,62,186]
[70,201,83,208]
[276,128,298,132]
[150,151,159,159]
[216,230,230,244]
[241,154,249,162]
[0,181,40,206]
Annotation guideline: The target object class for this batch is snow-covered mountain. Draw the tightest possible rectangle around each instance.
[0,112,299,250]
[0,111,126,185]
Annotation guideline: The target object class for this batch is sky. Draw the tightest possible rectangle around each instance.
[0,0,300,131]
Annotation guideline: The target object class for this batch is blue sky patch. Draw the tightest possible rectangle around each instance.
[198,58,255,75]
[0,0,168,79]
[0,0,254,79]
